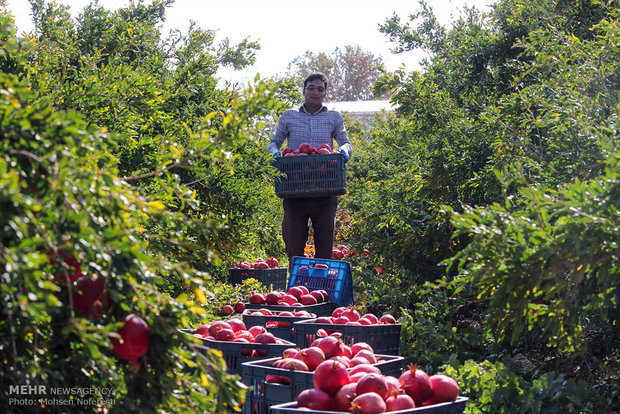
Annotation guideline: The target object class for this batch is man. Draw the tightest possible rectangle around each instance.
[268,72,353,264]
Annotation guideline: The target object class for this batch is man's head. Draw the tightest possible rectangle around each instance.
[303,72,328,110]
[303,72,328,90]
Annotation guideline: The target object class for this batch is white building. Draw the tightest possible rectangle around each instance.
[325,100,398,129]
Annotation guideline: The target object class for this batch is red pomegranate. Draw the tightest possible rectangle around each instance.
[342,307,360,322]
[72,273,108,317]
[294,346,325,371]
[313,359,350,395]
[428,374,459,404]
[356,373,389,399]
[333,382,358,412]
[280,358,309,371]
[249,292,265,304]
[297,388,332,411]
[48,247,83,283]
[350,342,374,357]
[111,314,150,370]
[350,391,387,414]
[386,391,416,411]
[399,364,432,406]
[254,332,277,344]
[315,335,341,359]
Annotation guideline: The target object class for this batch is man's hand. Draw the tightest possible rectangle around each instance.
[272,151,281,158]
[339,148,349,162]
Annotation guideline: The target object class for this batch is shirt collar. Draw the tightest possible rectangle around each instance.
[299,104,328,115]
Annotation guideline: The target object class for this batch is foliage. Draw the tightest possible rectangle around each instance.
[0,0,289,411]
[344,0,619,410]
[444,359,606,414]
[446,150,620,352]
[287,44,387,101]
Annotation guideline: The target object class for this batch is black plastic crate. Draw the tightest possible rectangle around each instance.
[287,257,353,306]
[244,301,338,317]
[179,329,295,375]
[293,319,402,356]
[242,310,317,341]
[273,153,346,198]
[269,397,469,414]
[229,267,287,290]
[241,354,404,414]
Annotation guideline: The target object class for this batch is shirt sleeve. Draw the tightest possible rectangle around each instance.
[333,111,353,158]
[268,111,289,154]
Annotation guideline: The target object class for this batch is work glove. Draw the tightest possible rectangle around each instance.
[339,148,349,163]
[272,151,281,158]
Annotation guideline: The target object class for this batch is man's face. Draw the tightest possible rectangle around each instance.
[303,79,327,106]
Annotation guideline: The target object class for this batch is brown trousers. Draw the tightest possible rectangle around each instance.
[282,196,338,265]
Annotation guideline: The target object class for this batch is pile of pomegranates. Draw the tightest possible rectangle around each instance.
[243,308,315,328]
[308,306,398,326]
[191,319,290,348]
[294,359,460,412]
[249,285,330,307]
[234,256,281,270]
[282,143,340,157]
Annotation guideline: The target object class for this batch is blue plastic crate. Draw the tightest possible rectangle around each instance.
[287,257,353,306]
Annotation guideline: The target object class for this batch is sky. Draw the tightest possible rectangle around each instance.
[4,0,494,84]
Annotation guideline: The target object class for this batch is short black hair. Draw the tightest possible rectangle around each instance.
[304,72,328,89]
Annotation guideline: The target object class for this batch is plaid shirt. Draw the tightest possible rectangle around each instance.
[268,104,352,158]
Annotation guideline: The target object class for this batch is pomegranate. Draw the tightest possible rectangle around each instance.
[384,376,401,395]
[333,316,350,325]
[428,374,459,404]
[280,294,298,305]
[300,294,318,306]
[313,359,350,395]
[215,328,235,341]
[332,306,346,318]
[333,382,358,411]
[228,319,246,333]
[350,357,376,367]
[379,314,397,324]
[399,364,432,406]
[338,342,353,359]
[254,332,277,344]
[350,391,387,414]
[72,273,107,317]
[194,324,210,337]
[287,286,304,299]
[282,347,299,358]
[221,304,233,315]
[386,391,416,411]
[279,358,309,371]
[297,388,332,411]
[233,302,245,313]
[356,373,389,399]
[265,291,281,305]
[248,325,266,338]
[297,285,310,295]
[235,330,254,341]
[315,316,333,324]
[349,364,381,376]
[48,247,83,283]
[208,321,232,338]
[315,335,341,359]
[361,314,379,324]
[111,314,150,370]
[294,346,325,371]
[351,342,374,357]
[342,307,361,322]
[358,317,372,325]
[310,291,324,303]
[249,292,265,304]
[355,349,377,364]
